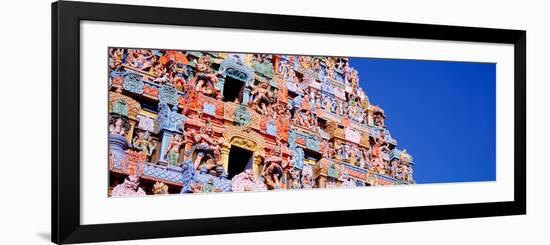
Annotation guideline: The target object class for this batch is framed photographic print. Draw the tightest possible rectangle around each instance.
[52,1,526,244]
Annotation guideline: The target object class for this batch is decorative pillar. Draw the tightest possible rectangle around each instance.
[367,110,374,126]
[242,86,251,105]
[126,121,136,143]
[253,155,264,180]
[109,98,132,169]
[156,103,187,165]
[317,176,326,188]
[157,130,177,164]
[217,77,225,97]
[221,146,230,173]
[109,133,130,169]
[182,140,193,162]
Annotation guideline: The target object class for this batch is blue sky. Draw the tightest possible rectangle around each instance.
[349,58,496,184]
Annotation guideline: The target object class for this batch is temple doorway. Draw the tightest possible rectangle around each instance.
[227,146,253,179]
[222,77,245,103]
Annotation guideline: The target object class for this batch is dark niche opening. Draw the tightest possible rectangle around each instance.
[222,77,245,103]
[227,146,254,179]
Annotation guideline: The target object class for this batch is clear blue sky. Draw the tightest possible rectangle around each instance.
[349,58,496,184]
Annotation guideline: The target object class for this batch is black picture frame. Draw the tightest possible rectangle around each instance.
[52,1,526,244]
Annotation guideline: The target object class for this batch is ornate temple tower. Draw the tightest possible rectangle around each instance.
[107,48,415,196]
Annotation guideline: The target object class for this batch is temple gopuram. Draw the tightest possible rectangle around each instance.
[107,48,415,196]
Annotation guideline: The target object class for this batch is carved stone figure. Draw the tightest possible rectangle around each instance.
[132,131,157,157]
[164,134,184,166]
[325,57,337,80]
[192,55,222,99]
[298,56,312,70]
[127,49,154,70]
[371,132,389,174]
[109,116,128,136]
[153,182,169,195]
[249,81,273,115]
[301,164,315,188]
[231,169,267,192]
[372,105,386,128]
[111,175,146,197]
[340,172,357,188]
[400,150,413,181]
[109,48,124,70]
[288,168,302,189]
[358,149,368,169]
[348,69,359,88]
[319,139,330,157]
[261,144,285,190]
[187,120,224,171]
[389,159,399,178]
[293,110,312,129]
[153,72,171,85]
[335,142,350,162]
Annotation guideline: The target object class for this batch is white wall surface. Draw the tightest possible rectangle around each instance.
[0,0,547,244]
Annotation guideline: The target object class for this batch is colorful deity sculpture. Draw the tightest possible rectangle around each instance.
[371,131,389,174]
[347,69,359,89]
[109,48,124,70]
[164,134,184,166]
[192,55,222,99]
[249,80,273,115]
[127,49,154,70]
[132,131,157,158]
[111,175,146,197]
[193,165,231,192]
[261,144,285,190]
[357,149,369,169]
[109,116,128,136]
[153,182,169,195]
[372,105,386,128]
[325,57,337,80]
[186,120,224,171]
[301,164,315,188]
[389,158,400,178]
[288,168,302,189]
[231,169,268,192]
[335,142,351,162]
[319,139,330,157]
[298,55,312,70]
[400,150,413,182]
[340,171,357,188]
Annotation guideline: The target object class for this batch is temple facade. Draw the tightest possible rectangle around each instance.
[107,48,415,196]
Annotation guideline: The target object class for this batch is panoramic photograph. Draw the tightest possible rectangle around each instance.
[107,48,496,197]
